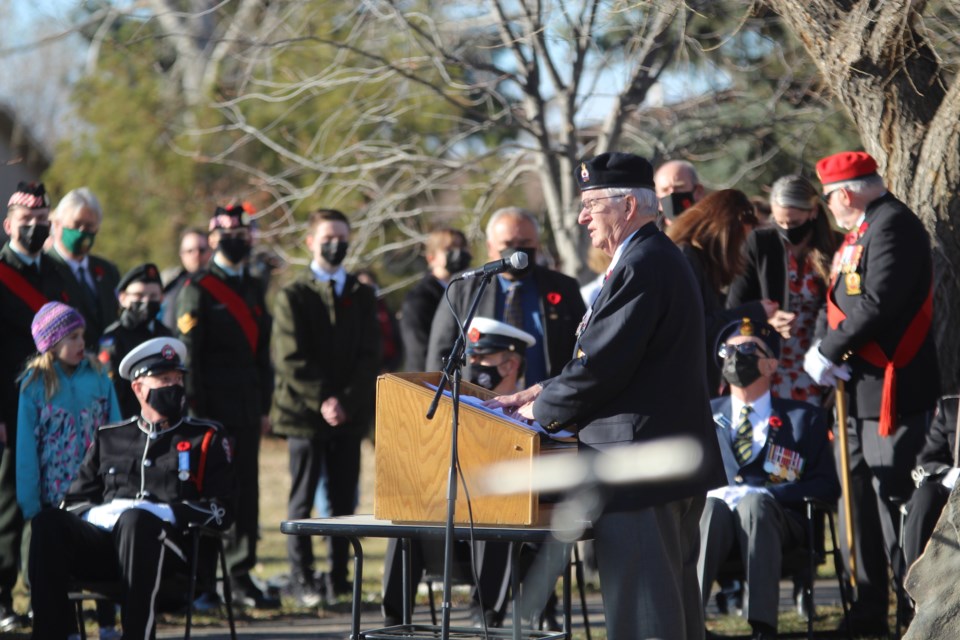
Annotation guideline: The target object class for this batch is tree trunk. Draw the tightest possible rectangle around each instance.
[766,0,960,392]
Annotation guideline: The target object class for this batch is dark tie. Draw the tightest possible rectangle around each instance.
[503,281,523,330]
[734,405,754,465]
[77,265,98,300]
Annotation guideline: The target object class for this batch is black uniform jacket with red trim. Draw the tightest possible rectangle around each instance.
[63,415,236,530]
[819,193,939,419]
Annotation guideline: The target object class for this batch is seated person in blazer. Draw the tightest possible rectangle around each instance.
[699,317,840,640]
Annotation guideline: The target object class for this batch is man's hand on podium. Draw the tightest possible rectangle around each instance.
[484,383,542,421]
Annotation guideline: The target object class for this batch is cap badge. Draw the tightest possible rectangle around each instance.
[161,344,176,360]
[468,327,481,343]
[740,317,754,336]
[580,163,590,182]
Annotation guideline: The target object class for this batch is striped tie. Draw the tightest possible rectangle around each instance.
[503,281,523,329]
[734,405,754,465]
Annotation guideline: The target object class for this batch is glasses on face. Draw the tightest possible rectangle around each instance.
[717,341,773,360]
[578,194,624,214]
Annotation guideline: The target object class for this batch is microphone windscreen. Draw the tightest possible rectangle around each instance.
[509,251,529,270]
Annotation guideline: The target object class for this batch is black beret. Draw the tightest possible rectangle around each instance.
[715,317,781,364]
[576,152,655,192]
[118,263,162,292]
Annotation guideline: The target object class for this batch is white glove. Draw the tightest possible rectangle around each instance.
[803,341,851,386]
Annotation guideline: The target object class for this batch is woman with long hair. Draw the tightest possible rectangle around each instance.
[727,174,842,405]
[667,189,778,392]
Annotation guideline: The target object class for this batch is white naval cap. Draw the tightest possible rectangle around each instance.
[466,317,536,355]
[118,337,188,381]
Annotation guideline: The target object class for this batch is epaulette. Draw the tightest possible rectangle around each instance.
[99,416,138,431]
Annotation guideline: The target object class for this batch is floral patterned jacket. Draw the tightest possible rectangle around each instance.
[16,357,120,519]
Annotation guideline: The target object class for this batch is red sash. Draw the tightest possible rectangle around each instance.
[827,270,933,438]
[197,275,259,353]
[0,261,48,313]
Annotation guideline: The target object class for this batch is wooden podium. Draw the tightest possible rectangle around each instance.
[374,372,574,526]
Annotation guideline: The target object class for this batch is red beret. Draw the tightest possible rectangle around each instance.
[816,151,878,185]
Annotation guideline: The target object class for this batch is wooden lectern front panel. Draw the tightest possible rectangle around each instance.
[374,372,551,526]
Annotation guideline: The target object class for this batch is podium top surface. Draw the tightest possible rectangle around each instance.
[280,514,593,542]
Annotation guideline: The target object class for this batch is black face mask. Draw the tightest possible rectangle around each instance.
[777,219,815,245]
[146,384,185,423]
[218,236,251,263]
[659,192,695,220]
[321,240,348,267]
[444,248,471,274]
[18,224,50,254]
[468,363,504,391]
[500,247,536,277]
[721,351,764,388]
[120,300,161,329]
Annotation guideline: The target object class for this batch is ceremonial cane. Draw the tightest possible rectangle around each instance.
[836,379,857,597]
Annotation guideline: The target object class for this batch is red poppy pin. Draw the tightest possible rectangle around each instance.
[93,265,105,280]
[340,297,353,308]
[468,327,481,343]
[769,416,782,429]
[546,292,562,305]
[177,441,191,452]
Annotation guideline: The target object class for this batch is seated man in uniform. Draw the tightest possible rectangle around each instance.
[903,394,960,572]
[381,317,536,627]
[28,337,235,640]
[699,318,839,640]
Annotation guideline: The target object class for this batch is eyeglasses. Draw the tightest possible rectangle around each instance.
[822,187,841,204]
[578,194,625,214]
[717,341,773,360]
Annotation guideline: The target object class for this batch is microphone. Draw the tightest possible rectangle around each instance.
[455,251,529,280]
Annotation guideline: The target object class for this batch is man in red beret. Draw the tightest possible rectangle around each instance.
[803,150,939,635]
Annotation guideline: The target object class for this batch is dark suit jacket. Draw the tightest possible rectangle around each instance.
[819,193,939,418]
[677,243,765,393]
[0,244,70,435]
[533,223,726,511]
[425,265,585,381]
[710,395,840,512]
[400,274,445,372]
[270,270,381,440]
[45,248,120,349]
[176,262,273,430]
[915,395,960,474]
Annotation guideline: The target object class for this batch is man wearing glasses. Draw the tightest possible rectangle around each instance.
[161,228,210,331]
[803,151,938,635]
[700,317,839,640]
[489,152,725,640]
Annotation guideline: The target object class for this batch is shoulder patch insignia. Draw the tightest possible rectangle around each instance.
[178,312,198,335]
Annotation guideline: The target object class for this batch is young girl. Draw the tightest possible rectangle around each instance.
[17,301,121,639]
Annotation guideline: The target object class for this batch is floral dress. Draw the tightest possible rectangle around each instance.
[769,251,825,405]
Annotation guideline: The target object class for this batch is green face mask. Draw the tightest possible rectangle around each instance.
[61,227,97,255]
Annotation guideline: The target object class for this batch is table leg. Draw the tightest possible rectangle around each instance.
[511,542,522,640]
[401,537,411,625]
[563,550,572,640]
[349,536,363,640]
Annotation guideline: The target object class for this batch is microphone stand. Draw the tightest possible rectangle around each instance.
[425,273,493,640]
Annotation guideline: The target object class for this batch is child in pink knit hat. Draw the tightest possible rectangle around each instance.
[18,301,121,638]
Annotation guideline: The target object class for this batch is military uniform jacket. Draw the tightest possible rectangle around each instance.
[175,262,272,428]
[0,243,70,432]
[533,224,726,511]
[63,415,235,530]
[424,265,586,379]
[99,319,173,419]
[45,249,121,349]
[820,193,939,419]
[710,395,840,513]
[270,269,381,440]
[400,274,446,372]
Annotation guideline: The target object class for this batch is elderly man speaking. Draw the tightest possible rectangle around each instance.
[489,152,725,640]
